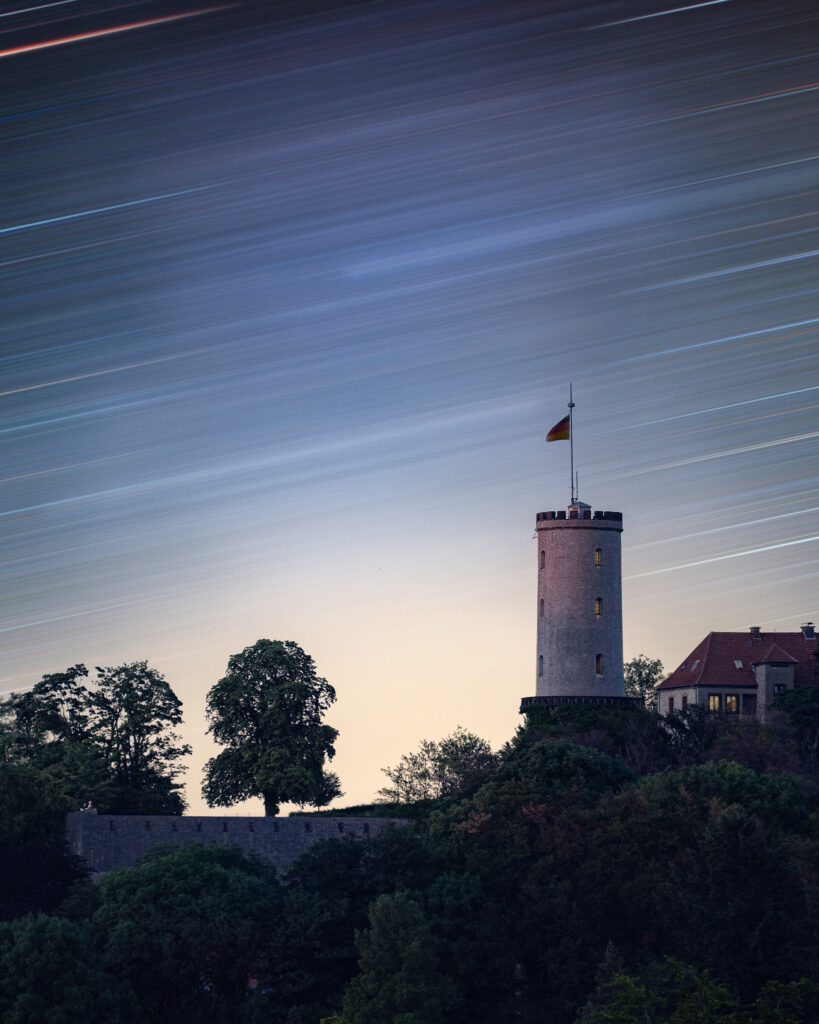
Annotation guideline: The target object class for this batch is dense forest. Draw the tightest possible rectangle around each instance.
[4,682,819,1023]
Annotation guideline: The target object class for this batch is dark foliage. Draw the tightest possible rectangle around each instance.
[6,702,819,1023]
[0,662,190,815]
[202,639,341,816]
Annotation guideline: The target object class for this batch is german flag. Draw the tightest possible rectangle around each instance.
[546,414,570,442]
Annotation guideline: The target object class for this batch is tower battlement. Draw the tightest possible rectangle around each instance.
[536,509,622,525]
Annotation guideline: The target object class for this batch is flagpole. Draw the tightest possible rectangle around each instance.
[568,383,575,503]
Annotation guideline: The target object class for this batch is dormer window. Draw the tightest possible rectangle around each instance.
[734,660,743,669]
[690,660,700,672]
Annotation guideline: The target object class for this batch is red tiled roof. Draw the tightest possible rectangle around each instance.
[656,631,818,691]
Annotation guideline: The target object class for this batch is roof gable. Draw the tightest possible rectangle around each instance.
[753,643,798,666]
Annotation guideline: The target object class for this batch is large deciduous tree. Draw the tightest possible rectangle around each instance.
[0,661,190,814]
[202,639,341,816]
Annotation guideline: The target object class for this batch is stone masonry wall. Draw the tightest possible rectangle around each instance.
[535,512,624,699]
[66,810,408,876]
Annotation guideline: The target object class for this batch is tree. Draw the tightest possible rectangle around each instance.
[773,688,819,777]
[0,915,140,1024]
[378,727,497,803]
[578,957,741,1024]
[89,662,190,813]
[202,639,341,816]
[0,762,88,922]
[624,654,664,712]
[341,891,458,1024]
[94,846,281,1024]
[0,662,190,814]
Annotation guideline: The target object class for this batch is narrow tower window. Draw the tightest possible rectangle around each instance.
[594,548,602,567]
[538,655,543,677]
[595,653,603,675]
[539,598,544,617]
[595,597,602,618]
[540,550,545,570]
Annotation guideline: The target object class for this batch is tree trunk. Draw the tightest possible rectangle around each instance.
[262,793,279,816]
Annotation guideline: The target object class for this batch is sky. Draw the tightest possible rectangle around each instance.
[1,0,817,815]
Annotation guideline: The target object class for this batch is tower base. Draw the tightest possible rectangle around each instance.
[520,694,642,711]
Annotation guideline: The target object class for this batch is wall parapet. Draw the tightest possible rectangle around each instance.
[66,811,408,876]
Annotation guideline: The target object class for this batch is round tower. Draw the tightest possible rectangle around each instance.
[525,502,625,706]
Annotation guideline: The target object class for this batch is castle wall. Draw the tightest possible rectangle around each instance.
[535,510,624,698]
[66,811,407,876]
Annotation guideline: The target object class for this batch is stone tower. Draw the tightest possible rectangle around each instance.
[522,501,627,708]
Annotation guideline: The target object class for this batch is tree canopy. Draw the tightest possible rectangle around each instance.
[378,727,497,803]
[0,661,190,815]
[624,654,665,711]
[202,639,341,815]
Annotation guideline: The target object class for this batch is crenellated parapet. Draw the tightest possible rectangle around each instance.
[536,509,623,528]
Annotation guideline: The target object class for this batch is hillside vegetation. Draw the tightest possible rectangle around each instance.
[3,697,819,1023]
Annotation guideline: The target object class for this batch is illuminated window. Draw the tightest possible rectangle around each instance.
[682,695,688,710]
[594,548,602,567]
[725,694,739,714]
[668,696,675,713]
[538,655,543,677]
[708,693,721,713]
[539,598,544,617]
[595,653,603,675]
[595,597,602,618]
[540,550,545,569]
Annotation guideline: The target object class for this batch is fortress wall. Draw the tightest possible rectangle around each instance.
[66,810,407,876]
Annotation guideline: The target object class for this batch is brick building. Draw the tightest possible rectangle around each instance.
[655,623,818,722]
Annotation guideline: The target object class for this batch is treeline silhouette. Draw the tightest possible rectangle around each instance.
[4,684,819,1021]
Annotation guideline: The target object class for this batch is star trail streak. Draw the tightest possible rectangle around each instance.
[2,0,818,812]
[0,0,82,17]
[0,184,224,236]
[625,536,819,580]
[0,6,230,60]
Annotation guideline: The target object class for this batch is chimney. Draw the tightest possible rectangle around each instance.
[801,622,816,640]
[749,625,762,639]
